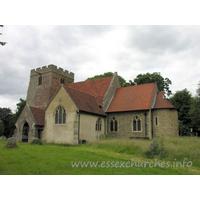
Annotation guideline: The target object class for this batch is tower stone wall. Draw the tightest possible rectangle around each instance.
[26,64,74,108]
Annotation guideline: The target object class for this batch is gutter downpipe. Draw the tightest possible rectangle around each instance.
[78,112,80,144]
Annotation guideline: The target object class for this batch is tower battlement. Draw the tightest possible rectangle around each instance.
[30,64,74,80]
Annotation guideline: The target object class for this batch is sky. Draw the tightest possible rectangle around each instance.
[1,25,200,112]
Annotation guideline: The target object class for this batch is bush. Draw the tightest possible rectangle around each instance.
[144,137,168,159]
[31,138,43,145]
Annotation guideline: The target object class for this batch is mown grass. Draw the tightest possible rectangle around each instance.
[0,137,200,175]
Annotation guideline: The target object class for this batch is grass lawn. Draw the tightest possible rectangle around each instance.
[0,137,200,175]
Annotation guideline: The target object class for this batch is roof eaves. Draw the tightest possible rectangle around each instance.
[27,104,37,124]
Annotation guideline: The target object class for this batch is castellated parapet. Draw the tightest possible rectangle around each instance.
[30,64,74,80]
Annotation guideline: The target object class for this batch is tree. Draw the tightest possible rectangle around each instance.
[169,89,192,136]
[0,107,13,138]
[190,96,200,130]
[133,72,172,97]
[189,82,200,133]
[0,99,26,138]
[0,25,6,46]
[197,81,200,97]
[0,120,4,136]
[15,98,26,121]
[86,72,135,87]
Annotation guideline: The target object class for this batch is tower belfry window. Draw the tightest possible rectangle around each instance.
[61,78,65,84]
[38,76,42,85]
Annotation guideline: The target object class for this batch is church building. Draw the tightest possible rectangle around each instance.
[14,64,179,144]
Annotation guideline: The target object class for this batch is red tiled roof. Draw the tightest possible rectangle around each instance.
[153,91,175,109]
[67,77,113,105]
[63,86,106,116]
[107,83,157,112]
[30,107,45,126]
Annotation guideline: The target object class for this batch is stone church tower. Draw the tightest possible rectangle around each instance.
[15,64,74,142]
[26,64,74,108]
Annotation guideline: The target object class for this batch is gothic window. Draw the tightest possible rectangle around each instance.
[55,106,66,124]
[133,116,142,132]
[61,78,65,84]
[95,117,102,131]
[38,76,42,85]
[110,117,118,132]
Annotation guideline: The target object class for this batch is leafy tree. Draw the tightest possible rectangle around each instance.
[190,96,200,130]
[86,72,135,87]
[0,25,6,46]
[189,82,200,133]
[133,72,172,96]
[0,107,12,119]
[0,120,4,136]
[197,81,200,97]
[0,107,13,138]
[169,89,192,136]
[0,99,26,138]
[15,98,26,121]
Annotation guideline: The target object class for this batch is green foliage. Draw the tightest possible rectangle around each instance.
[0,120,4,136]
[99,135,113,140]
[158,137,168,159]
[190,82,200,131]
[169,89,192,136]
[0,108,12,119]
[190,96,200,130]
[197,81,200,97]
[144,138,167,159]
[15,98,26,121]
[0,25,6,46]
[31,138,43,145]
[0,108,13,138]
[86,72,135,87]
[0,138,200,175]
[133,72,172,96]
[0,99,26,138]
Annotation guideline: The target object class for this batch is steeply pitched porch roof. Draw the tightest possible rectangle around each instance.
[29,107,45,126]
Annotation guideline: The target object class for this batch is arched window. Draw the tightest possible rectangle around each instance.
[38,76,42,85]
[110,117,118,132]
[133,116,142,131]
[95,117,102,131]
[55,106,66,124]
[61,78,65,84]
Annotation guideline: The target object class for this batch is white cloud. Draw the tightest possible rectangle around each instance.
[0,25,200,112]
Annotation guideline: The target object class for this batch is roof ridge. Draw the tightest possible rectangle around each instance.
[68,76,113,85]
[117,82,156,90]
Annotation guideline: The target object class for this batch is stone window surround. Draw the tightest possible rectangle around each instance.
[155,116,159,126]
[132,115,142,132]
[54,105,66,124]
[95,117,102,131]
[110,117,118,132]
[38,75,42,85]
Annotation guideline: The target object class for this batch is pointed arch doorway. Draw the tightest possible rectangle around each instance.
[22,122,29,142]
